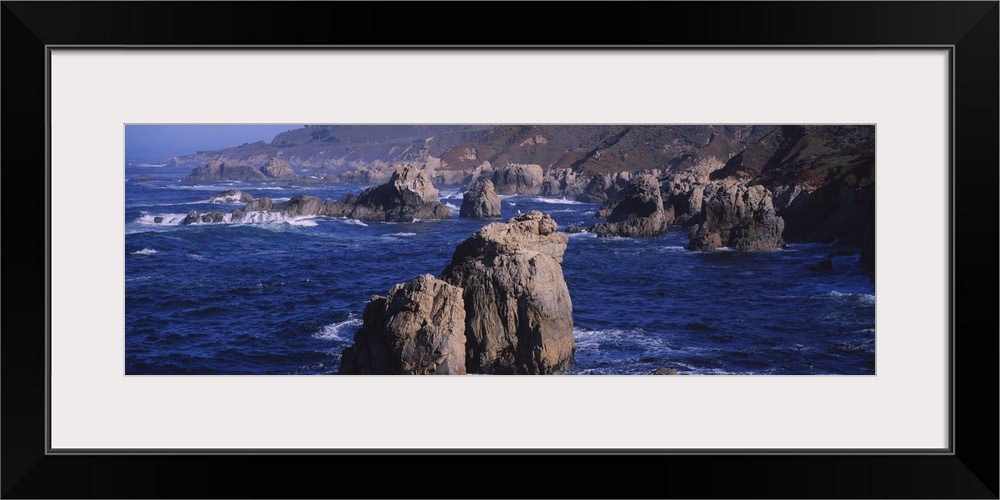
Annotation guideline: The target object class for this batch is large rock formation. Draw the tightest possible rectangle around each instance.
[540,168,587,198]
[259,157,297,179]
[591,174,669,238]
[440,211,574,374]
[184,160,267,182]
[688,184,785,251]
[335,165,451,222]
[459,180,501,218]
[489,163,544,195]
[577,172,634,204]
[339,275,467,375]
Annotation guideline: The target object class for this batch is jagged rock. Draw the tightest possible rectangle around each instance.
[565,226,588,234]
[688,184,785,251]
[541,168,587,197]
[592,174,668,238]
[339,275,466,375]
[244,197,274,212]
[459,180,501,218]
[185,160,267,182]
[342,166,452,222]
[183,210,200,225]
[130,174,157,182]
[490,163,544,195]
[440,210,574,374]
[772,185,804,212]
[211,189,253,203]
[260,157,297,179]
[578,172,633,205]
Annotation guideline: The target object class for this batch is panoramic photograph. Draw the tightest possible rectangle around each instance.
[125,124,875,375]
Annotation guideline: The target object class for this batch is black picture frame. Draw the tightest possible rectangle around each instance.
[3,2,996,498]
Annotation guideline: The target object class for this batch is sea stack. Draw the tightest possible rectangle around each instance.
[591,174,669,238]
[459,179,502,218]
[440,210,574,374]
[688,184,785,251]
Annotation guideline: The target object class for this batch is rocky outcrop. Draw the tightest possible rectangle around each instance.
[440,211,574,374]
[184,160,267,182]
[210,189,254,203]
[338,166,451,222]
[577,172,633,204]
[688,184,785,251]
[540,168,587,197]
[459,180,501,218]
[175,166,450,225]
[489,163,544,195]
[339,275,466,375]
[260,157,297,179]
[592,174,668,238]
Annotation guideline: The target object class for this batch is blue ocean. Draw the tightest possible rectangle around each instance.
[125,163,876,375]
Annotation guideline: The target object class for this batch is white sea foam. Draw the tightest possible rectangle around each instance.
[339,218,368,227]
[286,218,318,227]
[209,193,247,204]
[527,196,582,205]
[313,317,363,341]
[132,248,159,255]
[444,202,460,211]
[815,290,876,305]
[136,213,187,225]
[386,232,417,237]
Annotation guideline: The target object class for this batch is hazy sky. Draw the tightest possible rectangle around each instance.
[125,125,302,160]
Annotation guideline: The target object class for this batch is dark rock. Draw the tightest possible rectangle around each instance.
[440,211,574,374]
[153,216,164,224]
[565,226,588,234]
[130,174,157,182]
[652,368,678,375]
[688,184,785,251]
[592,174,668,238]
[344,166,452,222]
[183,210,200,225]
[277,195,324,217]
[244,197,274,212]
[459,180,501,218]
[580,172,634,208]
[339,275,466,375]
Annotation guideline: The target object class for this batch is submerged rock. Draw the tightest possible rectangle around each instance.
[688,184,785,251]
[440,210,574,374]
[459,179,502,218]
[211,189,254,203]
[339,275,466,375]
[592,174,668,238]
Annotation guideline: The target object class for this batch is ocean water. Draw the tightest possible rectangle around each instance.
[125,163,876,375]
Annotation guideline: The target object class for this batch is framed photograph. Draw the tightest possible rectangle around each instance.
[5,2,996,498]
